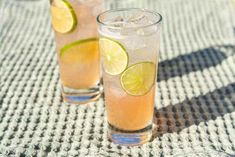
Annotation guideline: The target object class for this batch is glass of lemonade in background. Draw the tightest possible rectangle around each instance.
[50,0,104,104]
[97,9,162,145]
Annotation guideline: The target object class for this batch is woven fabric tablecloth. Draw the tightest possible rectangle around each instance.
[0,0,235,156]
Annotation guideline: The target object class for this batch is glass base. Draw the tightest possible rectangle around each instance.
[108,123,152,146]
[61,84,102,104]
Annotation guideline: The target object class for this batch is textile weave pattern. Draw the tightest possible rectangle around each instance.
[0,0,235,156]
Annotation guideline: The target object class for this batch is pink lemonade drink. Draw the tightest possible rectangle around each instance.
[50,0,104,104]
[97,9,162,145]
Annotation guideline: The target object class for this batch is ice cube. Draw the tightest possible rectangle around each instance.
[104,20,124,34]
[106,16,124,27]
[114,16,124,22]
[107,21,124,28]
[136,28,145,36]
[120,22,138,35]
[103,16,125,33]
[120,12,155,36]
[132,13,158,36]
[127,13,152,26]
[136,26,157,36]
[122,35,146,50]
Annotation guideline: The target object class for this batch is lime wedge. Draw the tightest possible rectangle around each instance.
[60,38,99,63]
[50,0,77,33]
[99,38,128,75]
[121,62,156,96]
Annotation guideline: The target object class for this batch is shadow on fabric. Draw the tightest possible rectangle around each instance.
[153,45,235,138]
[157,45,234,82]
[153,82,235,138]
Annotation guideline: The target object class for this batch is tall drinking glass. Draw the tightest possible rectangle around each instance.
[49,0,104,104]
[97,8,162,145]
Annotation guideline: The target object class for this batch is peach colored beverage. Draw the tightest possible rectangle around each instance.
[50,0,104,103]
[105,86,155,131]
[98,9,162,145]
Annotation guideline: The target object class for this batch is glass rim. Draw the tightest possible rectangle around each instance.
[96,8,162,29]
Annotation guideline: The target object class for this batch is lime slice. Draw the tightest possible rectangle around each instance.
[99,38,128,75]
[50,0,77,33]
[60,38,99,63]
[121,62,156,96]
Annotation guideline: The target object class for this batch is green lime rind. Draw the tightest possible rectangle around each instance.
[60,38,98,57]
[52,0,77,34]
[120,61,156,96]
[99,37,129,75]
[61,0,77,33]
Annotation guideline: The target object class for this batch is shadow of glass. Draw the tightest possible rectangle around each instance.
[157,45,234,82]
[152,83,235,138]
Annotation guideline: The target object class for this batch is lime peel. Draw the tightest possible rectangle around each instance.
[99,38,128,75]
[51,0,77,34]
[60,38,98,56]
[121,61,156,96]
[59,38,99,63]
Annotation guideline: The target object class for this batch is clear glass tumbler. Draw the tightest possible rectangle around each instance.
[97,8,162,145]
[50,0,104,104]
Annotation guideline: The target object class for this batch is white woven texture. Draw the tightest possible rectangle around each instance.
[0,0,235,156]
